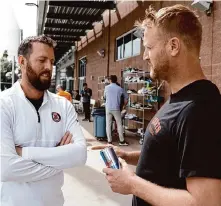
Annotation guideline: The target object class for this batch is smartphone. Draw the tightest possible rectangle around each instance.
[100,147,120,169]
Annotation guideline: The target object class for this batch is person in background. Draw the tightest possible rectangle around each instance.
[0,35,87,206]
[92,4,221,206]
[56,85,72,102]
[73,89,81,101]
[116,82,126,111]
[104,75,129,146]
[81,83,92,122]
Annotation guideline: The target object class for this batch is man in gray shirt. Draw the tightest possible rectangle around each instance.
[104,75,129,146]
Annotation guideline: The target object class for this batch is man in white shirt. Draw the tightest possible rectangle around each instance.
[0,35,87,206]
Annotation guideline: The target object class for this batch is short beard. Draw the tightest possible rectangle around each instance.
[26,62,51,91]
[150,50,170,81]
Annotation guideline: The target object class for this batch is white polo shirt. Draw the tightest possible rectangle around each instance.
[0,81,87,206]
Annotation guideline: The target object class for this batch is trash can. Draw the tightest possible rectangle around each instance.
[92,107,107,140]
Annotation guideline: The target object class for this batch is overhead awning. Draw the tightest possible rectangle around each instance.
[38,1,116,63]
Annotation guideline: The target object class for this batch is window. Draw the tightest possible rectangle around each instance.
[132,32,141,56]
[116,29,141,60]
[78,77,85,94]
[78,57,87,92]
[124,33,132,58]
[78,57,86,77]
[116,38,123,60]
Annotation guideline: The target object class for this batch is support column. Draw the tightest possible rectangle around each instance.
[56,68,60,86]
[107,9,111,77]
[74,43,79,90]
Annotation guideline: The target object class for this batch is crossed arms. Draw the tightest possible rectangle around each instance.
[1,100,87,183]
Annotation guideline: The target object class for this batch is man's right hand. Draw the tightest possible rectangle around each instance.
[57,131,73,146]
[91,144,127,159]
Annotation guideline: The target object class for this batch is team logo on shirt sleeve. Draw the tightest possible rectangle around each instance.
[52,112,61,122]
[149,117,161,135]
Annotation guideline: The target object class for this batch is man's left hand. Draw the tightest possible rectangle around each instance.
[15,146,22,156]
[57,131,73,146]
[103,158,135,195]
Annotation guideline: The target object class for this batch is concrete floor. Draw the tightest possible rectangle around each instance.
[62,115,142,206]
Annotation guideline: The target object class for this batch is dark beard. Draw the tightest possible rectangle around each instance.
[26,62,51,91]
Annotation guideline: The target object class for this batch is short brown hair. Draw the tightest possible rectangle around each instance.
[136,4,202,52]
[18,35,57,58]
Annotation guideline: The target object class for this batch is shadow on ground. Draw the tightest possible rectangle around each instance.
[62,150,133,206]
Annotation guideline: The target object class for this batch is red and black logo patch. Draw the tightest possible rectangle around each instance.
[52,112,61,122]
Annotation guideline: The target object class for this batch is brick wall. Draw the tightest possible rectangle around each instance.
[75,24,110,96]
[203,2,221,91]
[74,1,221,100]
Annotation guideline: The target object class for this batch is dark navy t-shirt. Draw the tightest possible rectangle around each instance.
[133,80,221,206]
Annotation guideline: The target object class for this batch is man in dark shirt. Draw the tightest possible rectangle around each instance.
[81,83,92,122]
[92,4,221,206]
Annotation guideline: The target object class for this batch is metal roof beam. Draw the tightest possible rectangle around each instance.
[47,13,102,21]
[56,40,76,45]
[49,1,116,10]
[45,23,93,30]
[56,44,73,48]
[51,36,79,41]
[56,41,75,44]
[48,34,79,39]
[45,30,85,36]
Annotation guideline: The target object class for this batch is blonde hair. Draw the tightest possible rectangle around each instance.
[136,4,202,52]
